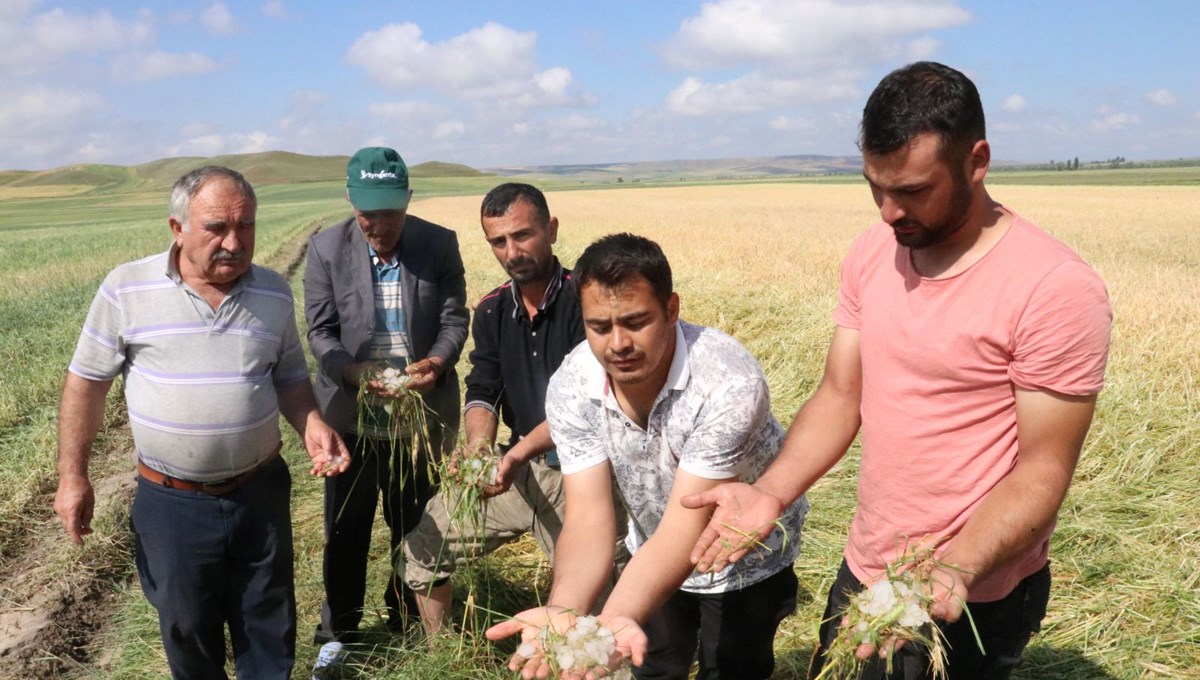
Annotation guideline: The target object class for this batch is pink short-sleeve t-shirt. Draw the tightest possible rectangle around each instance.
[833,213,1112,602]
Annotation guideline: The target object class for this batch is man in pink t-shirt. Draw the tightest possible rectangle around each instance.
[685,62,1112,679]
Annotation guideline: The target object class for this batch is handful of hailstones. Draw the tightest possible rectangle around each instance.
[815,548,964,680]
[377,366,411,391]
[320,454,349,475]
[516,615,631,679]
[454,447,500,488]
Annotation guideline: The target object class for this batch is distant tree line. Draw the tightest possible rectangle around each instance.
[996,156,1200,172]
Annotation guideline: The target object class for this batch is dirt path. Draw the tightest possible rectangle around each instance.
[0,219,325,679]
[0,465,136,679]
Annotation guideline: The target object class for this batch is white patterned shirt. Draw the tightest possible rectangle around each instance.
[547,320,807,593]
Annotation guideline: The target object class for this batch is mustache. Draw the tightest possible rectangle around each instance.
[211,250,245,262]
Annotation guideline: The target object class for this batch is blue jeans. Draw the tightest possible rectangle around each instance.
[810,559,1051,680]
[131,456,295,680]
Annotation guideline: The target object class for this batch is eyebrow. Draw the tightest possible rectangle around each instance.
[617,310,651,324]
[862,172,925,193]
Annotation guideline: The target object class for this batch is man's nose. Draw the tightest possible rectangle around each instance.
[610,326,633,353]
[879,194,906,225]
[221,229,242,252]
[503,239,520,262]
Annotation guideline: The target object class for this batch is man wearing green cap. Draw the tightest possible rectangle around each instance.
[303,147,468,673]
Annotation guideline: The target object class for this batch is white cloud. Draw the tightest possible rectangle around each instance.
[770,115,816,131]
[0,87,100,133]
[200,2,241,36]
[662,0,971,71]
[166,131,279,157]
[1001,94,1027,113]
[346,22,592,109]
[1090,112,1140,133]
[1144,89,1177,107]
[0,4,154,70]
[551,114,607,131]
[262,1,287,19]
[667,71,860,116]
[112,51,218,81]
[659,0,970,118]
[433,121,466,140]
[368,101,445,120]
[179,122,214,137]
[0,87,106,164]
[290,90,329,107]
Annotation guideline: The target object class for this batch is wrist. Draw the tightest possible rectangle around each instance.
[427,355,445,376]
[750,479,789,508]
[937,545,982,593]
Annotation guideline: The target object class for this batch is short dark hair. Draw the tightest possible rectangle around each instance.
[574,233,673,308]
[859,61,986,163]
[481,183,551,224]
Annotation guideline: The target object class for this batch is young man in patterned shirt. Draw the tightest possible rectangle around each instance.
[487,233,807,679]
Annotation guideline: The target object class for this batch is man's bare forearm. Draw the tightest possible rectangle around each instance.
[942,390,1096,588]
[754,385,861,504]
[276,379,321,438]
[506,421,554,464]
[57,373,113,478]
[547,516,615,614]
[547,467,618,614]
[463,405,500,448]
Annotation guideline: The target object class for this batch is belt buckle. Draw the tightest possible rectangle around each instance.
[199,478,236,494]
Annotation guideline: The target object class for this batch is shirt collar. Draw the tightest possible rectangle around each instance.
[164,242,255,287]
[508,258,566,320]
[368,243,400,268]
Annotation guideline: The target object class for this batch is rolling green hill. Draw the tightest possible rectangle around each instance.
[0,152,491,198]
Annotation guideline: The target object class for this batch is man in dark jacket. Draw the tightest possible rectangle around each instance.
[303,146,468,674]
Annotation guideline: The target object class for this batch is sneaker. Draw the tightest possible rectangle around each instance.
[311,641,346,680]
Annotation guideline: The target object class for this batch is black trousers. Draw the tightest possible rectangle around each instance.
[635,566,798,680]
[315,432,437,643]
[810,559,1051,680]
[132,455,295,680]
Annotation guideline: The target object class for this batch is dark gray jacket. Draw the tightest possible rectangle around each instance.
[303,214,468,443]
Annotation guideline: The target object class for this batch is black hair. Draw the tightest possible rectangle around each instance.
[574,233,673,308]
[859,61,986,163]
[480,183,551,224]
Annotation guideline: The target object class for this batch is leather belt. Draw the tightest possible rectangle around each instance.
[137,444,282,495]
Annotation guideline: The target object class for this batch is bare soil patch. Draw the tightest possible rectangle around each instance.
[0,468,136,679]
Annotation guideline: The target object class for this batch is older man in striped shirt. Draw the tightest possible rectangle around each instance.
[54,166,349,680]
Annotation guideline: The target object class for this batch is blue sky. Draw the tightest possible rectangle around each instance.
[2,0,1197,171]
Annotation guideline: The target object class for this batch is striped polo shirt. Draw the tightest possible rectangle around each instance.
[69,244,310,482]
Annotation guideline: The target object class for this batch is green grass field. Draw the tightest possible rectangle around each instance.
[1,169,1197,679]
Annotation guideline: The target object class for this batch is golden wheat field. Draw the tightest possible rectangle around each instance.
[404,182,1200,679]
[5,181,1197,679]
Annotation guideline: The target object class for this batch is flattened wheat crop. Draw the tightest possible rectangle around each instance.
[414,183,1200,680]
[6,181,1197,679]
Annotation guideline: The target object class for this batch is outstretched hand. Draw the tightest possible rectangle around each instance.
[486,606,577,679]
[481,451,520,498]
[304,417,352,477]
[854,560,971,661]
[681,482,784,572]
[593,613,647,673]
[404,356,444,393]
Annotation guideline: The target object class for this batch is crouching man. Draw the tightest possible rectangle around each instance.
[487,233,807,679]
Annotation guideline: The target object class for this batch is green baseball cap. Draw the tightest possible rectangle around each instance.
[346,146,411,211]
